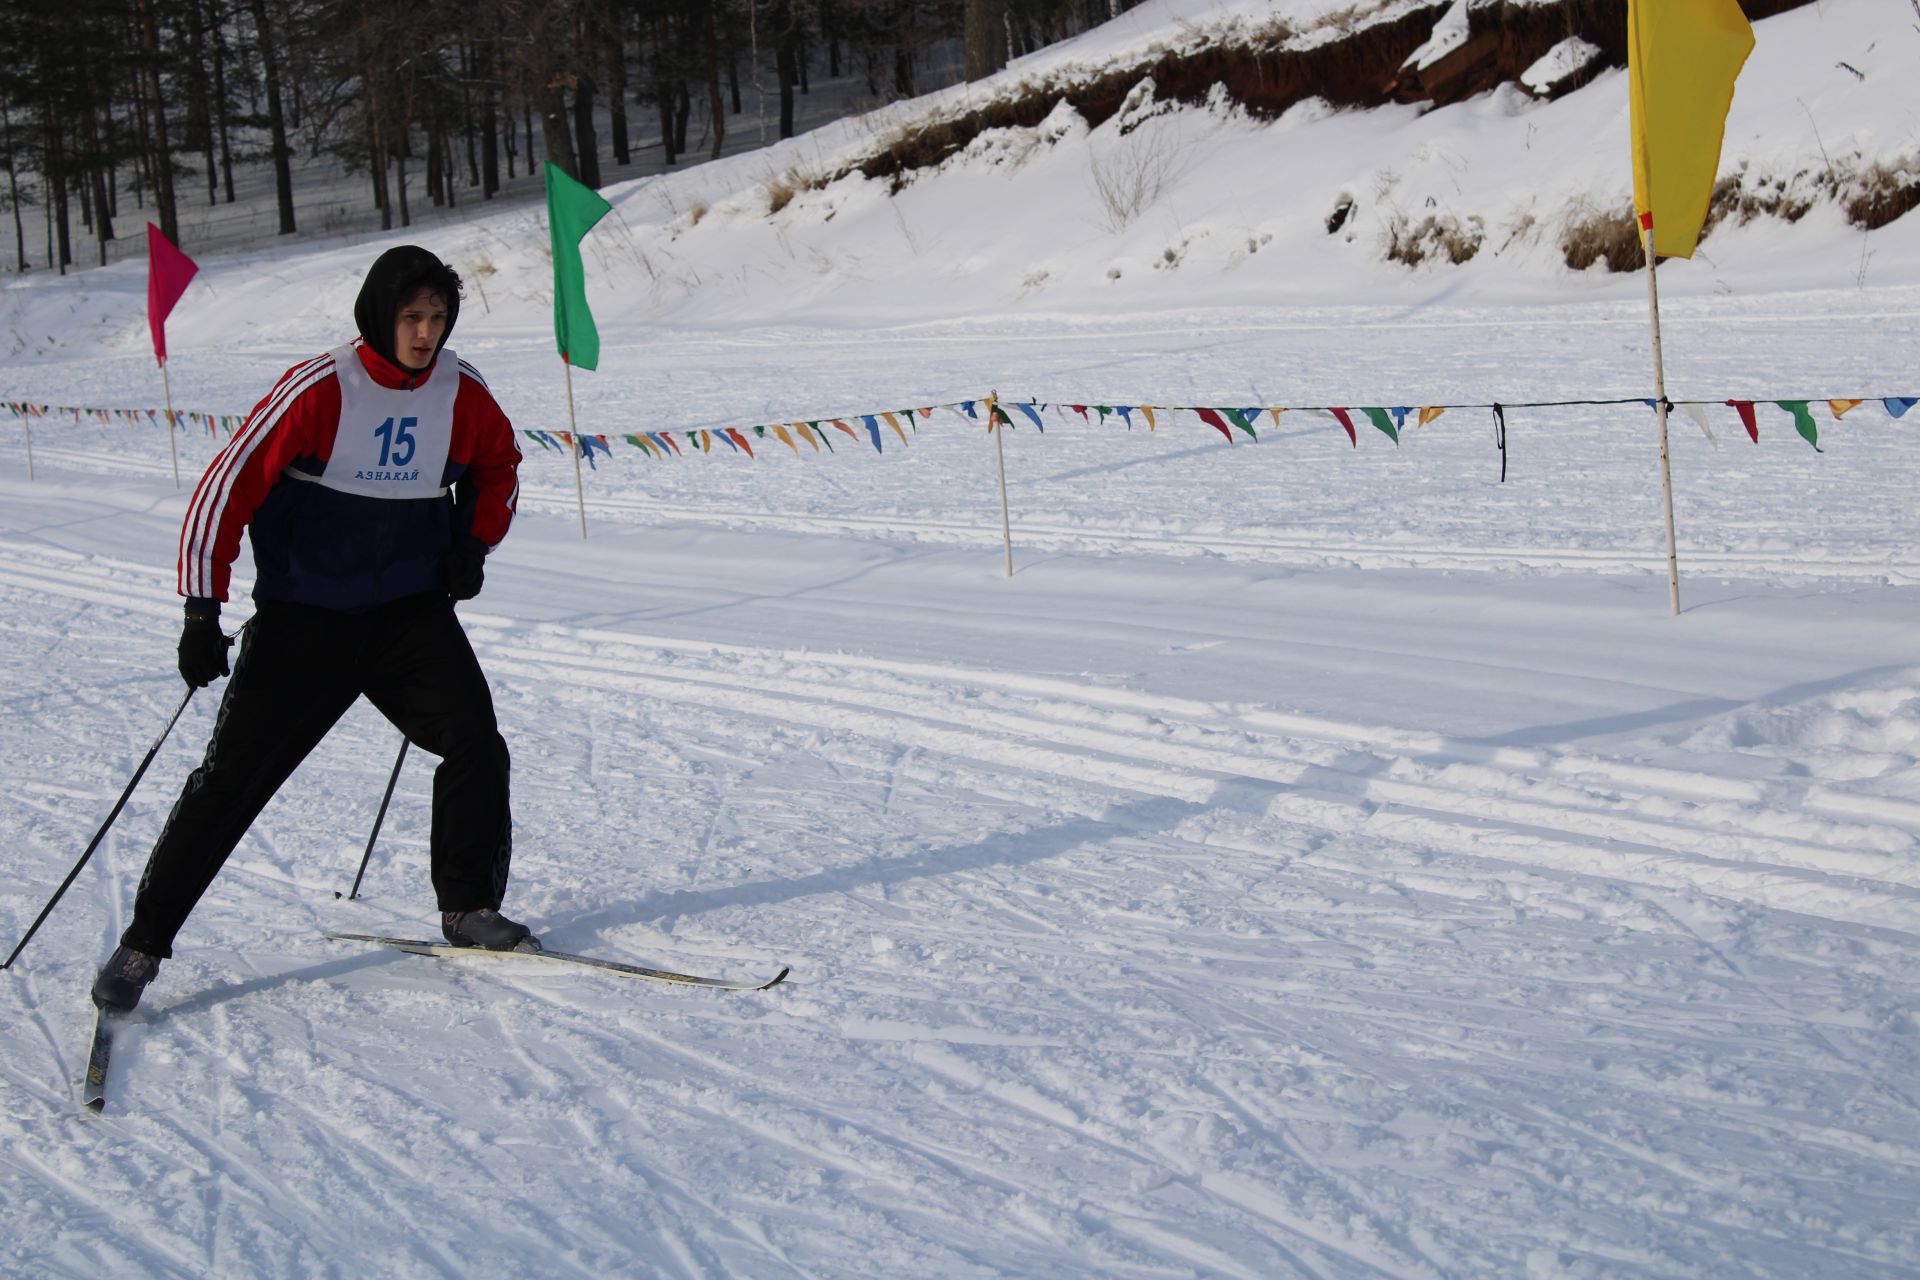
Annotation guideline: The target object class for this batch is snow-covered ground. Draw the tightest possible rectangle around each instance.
[4,1,1920,1276]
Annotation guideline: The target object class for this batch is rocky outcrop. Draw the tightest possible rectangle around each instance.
[846,1,1817,189]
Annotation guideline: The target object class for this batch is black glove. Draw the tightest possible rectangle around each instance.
[445,541,487,601]
[177,600,232,688]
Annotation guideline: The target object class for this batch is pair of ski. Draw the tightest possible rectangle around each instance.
[82,933,789,1112]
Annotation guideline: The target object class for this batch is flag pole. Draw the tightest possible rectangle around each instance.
[145,223,198,490]
[18,413,33,482]
[1624,0,1753,616]
[564,355,587,539]
[1641,217,1681,616]
[161,360,181,489]
[543,162,611,540]
[986,391,1014,578]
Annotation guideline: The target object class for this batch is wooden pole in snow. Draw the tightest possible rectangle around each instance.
[161,361,181,489]
[987,392,1014,578]
[564,356,587,539]
[1641,220,1681,616]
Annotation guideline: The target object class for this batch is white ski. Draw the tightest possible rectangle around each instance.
[324,931,789,991]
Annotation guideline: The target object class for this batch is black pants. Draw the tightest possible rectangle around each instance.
[122,594,512,958]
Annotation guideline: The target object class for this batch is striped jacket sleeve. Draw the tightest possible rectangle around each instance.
[454,359,521,550]
[177,353,340,602]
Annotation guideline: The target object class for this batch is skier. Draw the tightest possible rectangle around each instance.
[92,245,532,1015]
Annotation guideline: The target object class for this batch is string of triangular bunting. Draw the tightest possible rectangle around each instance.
[10,394,1916,465]
[518,393,1915,463]
[4,401,247,435]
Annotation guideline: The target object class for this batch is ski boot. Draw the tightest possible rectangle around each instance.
[442,908,540,952]
[91,945,161,1014]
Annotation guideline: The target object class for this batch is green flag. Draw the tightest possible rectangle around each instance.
[1775,400,1822,452]
[1360,407,1401,444]
[545,162,613,369]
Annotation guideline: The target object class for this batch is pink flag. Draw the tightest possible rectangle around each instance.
[146,223,199,367]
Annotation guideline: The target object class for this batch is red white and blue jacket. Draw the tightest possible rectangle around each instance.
[178,340,520,613]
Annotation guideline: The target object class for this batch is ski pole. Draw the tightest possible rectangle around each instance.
[2,686,196,971]
[339,736,409,901]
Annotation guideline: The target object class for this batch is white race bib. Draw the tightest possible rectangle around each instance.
[307,343,459,499]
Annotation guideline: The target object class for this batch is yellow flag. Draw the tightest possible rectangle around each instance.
[1418,406,1447,427]
[1629,0,1754,260]
[1828,399,1863,419]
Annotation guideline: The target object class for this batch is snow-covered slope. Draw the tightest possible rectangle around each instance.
[2,2,1918,1276]
[7,0,1917,369]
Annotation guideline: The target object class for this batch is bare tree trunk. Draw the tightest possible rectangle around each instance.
[136,0,179,243]
[657,91,677,166]
[212,0,236,202]
[774,0,797,139]
[964,0,1008,82]
[653,7,678,165]
[572,77,600,187]
[460,42,479,189]
[126,53,153,209]
[95,164,112,265]
[704,5,725,160]
[466,97,480,191]
[2,103,27,271]
[568,4,601,185]
[395,132,411,227]
[78,156,93,235]
[368,107,391,230]
[502,91,516,179]
[187,0,216,205]
[542,79,577,179]
[610,19,630,166]
[892,0,917,98]
[48,117,71,272]
[100,95,122,217]
[250,0,295,232]
[480,45,500,194]
[85,104,114,265]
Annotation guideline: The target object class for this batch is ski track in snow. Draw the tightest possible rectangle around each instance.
[2,468,1919,1276]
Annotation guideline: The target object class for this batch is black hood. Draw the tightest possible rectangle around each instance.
[353,245,463,369]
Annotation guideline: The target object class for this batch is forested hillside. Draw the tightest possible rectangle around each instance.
[10,0,1890,282]
[0,0,1134,271]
